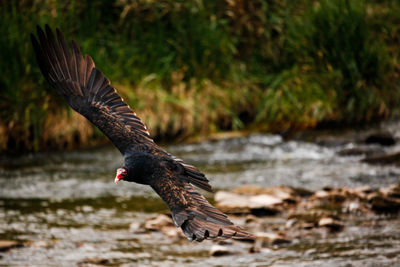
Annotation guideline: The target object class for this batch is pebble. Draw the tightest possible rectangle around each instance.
[255,232,291,246]
[0,240,22,252]
[209,244,231,256]
[144,214,174,231]
[215,191,283,214]
[318,217,343,231]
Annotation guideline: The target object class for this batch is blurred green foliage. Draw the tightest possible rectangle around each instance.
[1,0,400,152]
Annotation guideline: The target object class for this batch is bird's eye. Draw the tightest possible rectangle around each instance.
[117,168,127,176]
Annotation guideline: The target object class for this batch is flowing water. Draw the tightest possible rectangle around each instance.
[1,126,400,266]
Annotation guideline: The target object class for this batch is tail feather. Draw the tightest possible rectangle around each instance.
[150,155,254,242]
[168,184,254,242]
[177,215,254,242]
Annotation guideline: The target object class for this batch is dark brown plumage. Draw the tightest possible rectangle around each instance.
[31,25,254,242]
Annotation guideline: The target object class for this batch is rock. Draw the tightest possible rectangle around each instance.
[285,218,298,228]
[129,222,141,232]
[255,232,291,247]
[161,226,183,239]
[30,240,53,248]
[343,201,362,213]
[80,257,111,265]
[288,210,329,225]
[249,244,260,253]
[301,222,315,230]
[215,191,282,215]
[362,151,400,165]
[313,190,330,199]
[351,186,374,199]
[365,131,395,146]
[0,240,22,252]
[209,245,232,256]
[380,185,400,199]
[291,187,314,197]
[144,214,174,231]
[307,189,347,211]
[338,147,384,157]
[316,136,349,147]
[233,185,298,203]
[312,189,346,203]
[217,239,233,246]
[368,193,400,212]
[245,214,259,224]
[318,217,343,231]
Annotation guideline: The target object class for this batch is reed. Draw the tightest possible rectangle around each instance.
[0,0,399,153]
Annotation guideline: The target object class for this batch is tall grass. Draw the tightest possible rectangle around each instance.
[0,0,399,153]
[286,0,392,121]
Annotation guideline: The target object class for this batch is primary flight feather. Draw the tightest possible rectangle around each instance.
[31,25,254,242]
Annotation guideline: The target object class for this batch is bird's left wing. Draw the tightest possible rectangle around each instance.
[31,25,153,154]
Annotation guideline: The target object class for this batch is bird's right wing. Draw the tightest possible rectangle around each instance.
[31,25,153,154]
[150,168,254,242]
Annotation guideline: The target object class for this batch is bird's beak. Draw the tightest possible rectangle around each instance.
[114,171,124,184]
[114,175,122,184]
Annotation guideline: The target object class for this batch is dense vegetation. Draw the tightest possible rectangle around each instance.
[1,0,400,152]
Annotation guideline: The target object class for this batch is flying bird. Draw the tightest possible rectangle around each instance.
[31,25,254,242]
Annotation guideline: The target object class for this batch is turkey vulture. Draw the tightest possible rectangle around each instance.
[31,25,254,242]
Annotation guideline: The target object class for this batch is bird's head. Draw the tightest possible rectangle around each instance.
[115,167,128,184]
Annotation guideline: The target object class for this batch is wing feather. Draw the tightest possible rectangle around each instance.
[31,25,154,154]
[150,170,254,242]
[32,25,216,192]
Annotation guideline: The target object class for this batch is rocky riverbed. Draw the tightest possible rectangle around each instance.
[1,184,399,266]
[1,121,400,266]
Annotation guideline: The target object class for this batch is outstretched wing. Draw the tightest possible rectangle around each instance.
[32,25,214,192]
[150,168,254,242]
[31,25,153,154]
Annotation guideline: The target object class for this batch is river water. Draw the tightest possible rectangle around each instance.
[1,126,400,266]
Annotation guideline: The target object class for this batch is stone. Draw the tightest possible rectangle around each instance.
[338,147,384,157]
[233,185,298,203]
[80,257,111,265]
[343,201,361,213]
[288,211,328,225]
[362,151,400,165]
[249,244,260,253]
[215,191,283,215]
[0,240,22,252]
[217,239,233,246]
[285,218,298,228]
[315,137,349,147]
[301,222,315,230]
[245,214,259,224]
[31,240,52,248]
[368,193,400,212]
[144,214,174,231]
[380,185,400,199]
[365,131,395,146]
[318,217,343,231]
[161,226,183,239]
[255,232,291,247]
[129,222,143,233]
[312,189,346,203]
[209,244,231,256]
[351,186,374,199]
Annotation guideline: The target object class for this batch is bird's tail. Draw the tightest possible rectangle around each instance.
[151,173,254,242]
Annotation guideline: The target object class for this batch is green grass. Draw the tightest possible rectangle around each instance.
[1,0,400,153]
[286,0,392,122]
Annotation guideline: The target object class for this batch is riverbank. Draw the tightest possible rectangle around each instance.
[2,0,400,153]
